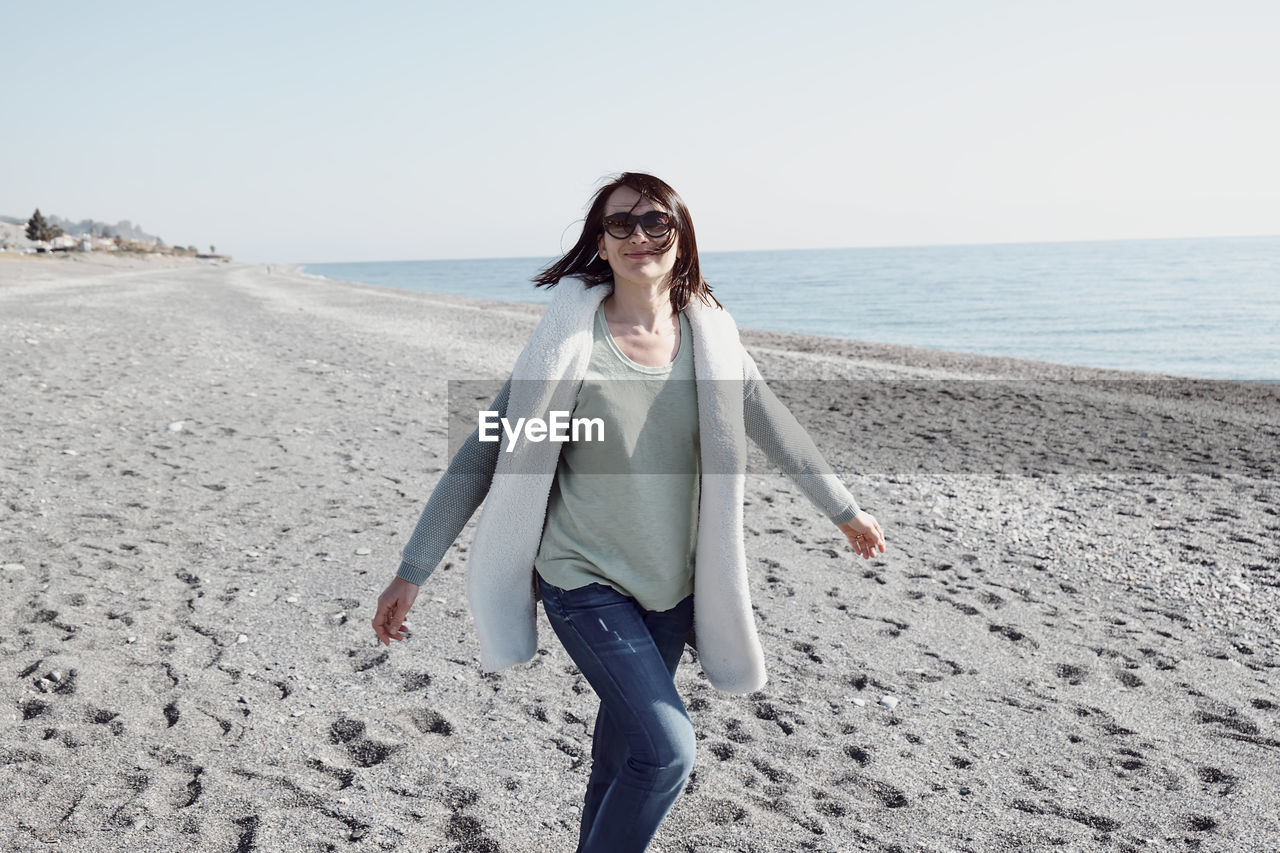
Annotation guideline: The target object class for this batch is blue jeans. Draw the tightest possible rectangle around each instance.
[536,573,696,853]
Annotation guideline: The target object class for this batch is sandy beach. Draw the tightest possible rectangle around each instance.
[2,254,1277,852]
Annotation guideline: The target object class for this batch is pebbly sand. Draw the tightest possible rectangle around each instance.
[1,254,1277,852]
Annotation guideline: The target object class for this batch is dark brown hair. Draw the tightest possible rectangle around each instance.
[533,172,721,312]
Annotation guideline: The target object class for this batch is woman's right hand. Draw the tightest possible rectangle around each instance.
[372,577,419,646]
[838,511,886,560]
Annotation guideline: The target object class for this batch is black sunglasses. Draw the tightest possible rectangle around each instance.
[602,211,674,240]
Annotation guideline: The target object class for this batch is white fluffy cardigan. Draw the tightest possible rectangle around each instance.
[466,277,769,694]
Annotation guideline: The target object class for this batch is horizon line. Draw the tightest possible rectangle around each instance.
[295,232,1280,267]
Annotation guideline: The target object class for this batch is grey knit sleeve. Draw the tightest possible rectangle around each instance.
[396,377,510,586]
[743,361,860,526]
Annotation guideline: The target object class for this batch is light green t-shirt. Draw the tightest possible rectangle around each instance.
[533,304,700,611]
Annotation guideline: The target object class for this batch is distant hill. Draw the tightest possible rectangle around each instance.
[0,218,33,247]
[0,213,160,244]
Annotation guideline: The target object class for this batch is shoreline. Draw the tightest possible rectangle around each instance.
[2,254,1277,851]
[292,259,1269,386]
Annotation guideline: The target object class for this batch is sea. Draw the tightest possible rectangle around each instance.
[303,235,1279,382]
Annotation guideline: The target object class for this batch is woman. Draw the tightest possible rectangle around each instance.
[372,172,886,852]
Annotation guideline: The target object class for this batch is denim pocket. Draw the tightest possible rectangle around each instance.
[539,576,628,614]
[565,581,630,608]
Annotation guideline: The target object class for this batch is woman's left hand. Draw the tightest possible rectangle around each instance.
[839,511,886,560]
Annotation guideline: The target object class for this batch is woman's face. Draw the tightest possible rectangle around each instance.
[596,186,679,291]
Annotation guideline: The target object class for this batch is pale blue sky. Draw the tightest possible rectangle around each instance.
[4,0,1277,262]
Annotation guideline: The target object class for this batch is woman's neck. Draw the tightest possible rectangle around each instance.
[604,279,676,333]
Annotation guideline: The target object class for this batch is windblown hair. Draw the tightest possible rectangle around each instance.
[533,172,720,312]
